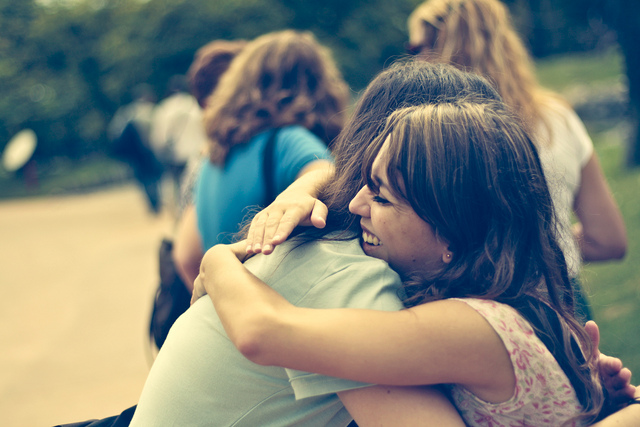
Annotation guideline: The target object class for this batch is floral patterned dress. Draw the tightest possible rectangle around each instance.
[447,298,585,426]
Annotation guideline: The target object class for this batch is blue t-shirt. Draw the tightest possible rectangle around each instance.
[195,125,332,248]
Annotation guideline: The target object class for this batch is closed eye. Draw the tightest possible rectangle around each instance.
[372,195,391,205]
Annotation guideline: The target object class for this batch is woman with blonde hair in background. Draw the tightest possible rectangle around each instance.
[173,29,349,289]
[406,0,627,320]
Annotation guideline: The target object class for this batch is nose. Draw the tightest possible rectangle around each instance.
[348,185,371,218]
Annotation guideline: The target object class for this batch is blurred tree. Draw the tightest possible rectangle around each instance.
[0,0,38,153]
[596,0,640,167]
[4,0,633,165]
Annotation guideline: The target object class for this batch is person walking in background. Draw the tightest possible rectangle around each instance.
[174,39,248,214]
[108,84,164,214]
[405,0,627,321]
[150,74,204,210]
[172,29,349,288]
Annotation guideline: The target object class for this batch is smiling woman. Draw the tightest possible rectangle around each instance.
[200,70,633,425]
[54,60,637,427]
[131,61,505,427]
[348,136,451,278]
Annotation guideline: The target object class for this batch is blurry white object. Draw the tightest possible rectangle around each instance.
[3,129,37,172]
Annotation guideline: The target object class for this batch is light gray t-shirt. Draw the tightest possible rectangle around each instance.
[130,238,403,426]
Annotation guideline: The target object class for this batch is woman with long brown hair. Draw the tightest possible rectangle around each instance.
[405,0,627,320]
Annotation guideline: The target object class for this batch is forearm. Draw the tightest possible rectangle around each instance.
[573,154,627,262]
[573,222,626,262]
[591,401,640,426]
[339,385,466,427]
[204,269,500,389]
[201,246,293,358]
[291,162,334,195]
[201,249,395,373]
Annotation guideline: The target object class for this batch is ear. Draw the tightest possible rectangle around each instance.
[442,249,453,264]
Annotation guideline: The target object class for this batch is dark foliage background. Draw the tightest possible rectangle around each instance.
[0,0,637,164]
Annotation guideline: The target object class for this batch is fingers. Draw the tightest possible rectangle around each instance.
[584,320,600,357]
[229,240,251,262]
[245,195,327,255]
[600,356,636,404]
[260,201,328,254]
[606,382,636,406]
[246,208,306,255]
[246,211,269,255]
[191,274,206,305]
[309,200,328,229]
[599,355,624,377]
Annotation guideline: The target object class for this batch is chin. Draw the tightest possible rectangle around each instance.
[362,242,384,260]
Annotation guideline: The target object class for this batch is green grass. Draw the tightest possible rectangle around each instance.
[537,48,640,378]
[536,47,626,91]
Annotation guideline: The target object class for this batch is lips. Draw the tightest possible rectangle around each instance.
[361,227,381,246]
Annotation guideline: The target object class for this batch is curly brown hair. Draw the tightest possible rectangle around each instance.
[203,30,349,165]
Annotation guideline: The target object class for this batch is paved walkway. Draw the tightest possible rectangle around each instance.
[0,185,174,427]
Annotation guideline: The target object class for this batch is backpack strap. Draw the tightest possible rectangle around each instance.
[262,128,280,206]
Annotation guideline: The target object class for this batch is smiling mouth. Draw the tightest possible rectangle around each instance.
[362,230,381,246]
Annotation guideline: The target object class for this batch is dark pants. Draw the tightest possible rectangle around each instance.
[112,123,164,214]
[54,405,136,427]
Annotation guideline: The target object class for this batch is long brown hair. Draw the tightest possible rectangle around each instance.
[319,59,504,235]
[362,102,604,425]
[407,0,562,140]
[203,30,349,165]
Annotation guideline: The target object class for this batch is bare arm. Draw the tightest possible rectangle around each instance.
[245,164,333,255]
[573,153,627,262]
[198,244,513,402]
[173,204,203,290]
[338,385,466,427]
[195,246,638,425]
[590,391,640,426]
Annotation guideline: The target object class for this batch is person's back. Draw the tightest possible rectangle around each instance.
[195,125,331,247]
[173,29,348,286]
[131,237,403,426]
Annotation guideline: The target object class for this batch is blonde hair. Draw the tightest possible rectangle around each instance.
[203,30,349,165]
[408,0,562,139]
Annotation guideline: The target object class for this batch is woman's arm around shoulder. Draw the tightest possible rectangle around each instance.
[590,391,640,426]
[199,253,516,403]
[338,385,466,427]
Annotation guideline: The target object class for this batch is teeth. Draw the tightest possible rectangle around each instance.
[363,231,381,246]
